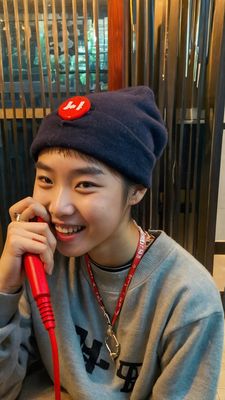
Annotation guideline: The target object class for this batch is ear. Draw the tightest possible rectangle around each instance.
[128,185,147,206]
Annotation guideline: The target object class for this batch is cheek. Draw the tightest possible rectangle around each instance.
[79,198,106,222]
[81,195,124,226]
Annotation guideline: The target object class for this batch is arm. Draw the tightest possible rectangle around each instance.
[0,197,56,399]
[0,290,38,400]
[152,311,224,400]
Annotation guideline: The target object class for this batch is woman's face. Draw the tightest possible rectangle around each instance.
[33,149,140,264]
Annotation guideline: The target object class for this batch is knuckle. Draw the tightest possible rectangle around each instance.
[25,196,34,204]
[28,202,38,214]
[9,205,14,214]
[9,207,17,220]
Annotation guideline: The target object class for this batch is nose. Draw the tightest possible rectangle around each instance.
[48,187,76,218]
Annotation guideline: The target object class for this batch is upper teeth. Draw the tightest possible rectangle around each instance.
[55,225,83,234]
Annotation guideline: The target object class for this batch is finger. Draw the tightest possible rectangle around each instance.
[8,221,50,235]
[20,221,56,253]
[9,223,56,274]
[8,221,56,257]
[9,197,35,220]
[6,232,49,257]
[18,205,50,223]
[21,238,54,276]
[40,251,54,275]
[40,221,57,252]
[9,197,50,223]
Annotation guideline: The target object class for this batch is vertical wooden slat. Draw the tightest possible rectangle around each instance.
[157,0,168,114]
[153,0,163,92]
[190,0,201,252]
[165,0,180,238]
[83,0,90,93]
[135,0,140,84]
[143,0,154,87]
[129,0,136,85]
[42,0,54,109]
[192,0,209,255]
[33,0,47,114]
[144,0,150,85]
[93,0,100,91]
[13,0,26,109]
[13,0,29,177]
[51,0,61,103]
[2,0,20,194]
[23,0,36,135]
[183,0,196,252]
[0,24,9,154]
[72,0,80,94]
[0,27,10,220]
[108,0,125,90]
[61,0,70,97]
[158,0,169,232]
[123,0,130,88]
[177,1,193,246]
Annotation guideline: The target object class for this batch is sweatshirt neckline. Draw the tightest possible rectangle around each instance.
[80,231,174,294]
[88,257,133,272]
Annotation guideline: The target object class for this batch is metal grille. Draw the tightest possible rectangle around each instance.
[0,0,108,252]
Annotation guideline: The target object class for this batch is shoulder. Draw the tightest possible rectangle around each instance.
[141,231,223,327]
[147,230,217,287]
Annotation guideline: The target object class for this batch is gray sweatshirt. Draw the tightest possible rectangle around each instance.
[0,231,224,399]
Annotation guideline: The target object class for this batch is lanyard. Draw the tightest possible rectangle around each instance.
[84,226,146,360]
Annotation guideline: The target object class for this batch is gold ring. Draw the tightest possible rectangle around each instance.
[15,212,21,222]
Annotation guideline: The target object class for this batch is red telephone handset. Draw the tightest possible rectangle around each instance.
[23,217,61,400]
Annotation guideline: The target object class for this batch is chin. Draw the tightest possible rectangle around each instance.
[56,243,86,258]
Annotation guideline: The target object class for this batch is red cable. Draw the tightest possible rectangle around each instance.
[48,328,61,400]
[24,253,61,400]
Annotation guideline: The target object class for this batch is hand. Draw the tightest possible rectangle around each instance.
[0,197,56,293]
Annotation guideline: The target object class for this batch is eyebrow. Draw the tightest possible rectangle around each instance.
[35,160,105,177]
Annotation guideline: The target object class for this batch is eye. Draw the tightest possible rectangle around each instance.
[76,181,95,189]
[75,181,99,192]
[37,175,53,185]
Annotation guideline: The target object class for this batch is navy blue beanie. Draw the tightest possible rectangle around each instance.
[30,86,168,188]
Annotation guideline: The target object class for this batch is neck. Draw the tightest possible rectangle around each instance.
[87,220,140,268]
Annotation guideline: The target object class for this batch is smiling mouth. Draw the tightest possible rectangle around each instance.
[55,225,85,235]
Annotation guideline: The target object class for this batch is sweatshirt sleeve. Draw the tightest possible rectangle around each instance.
[152,311,224,400]
[0,290,39,400]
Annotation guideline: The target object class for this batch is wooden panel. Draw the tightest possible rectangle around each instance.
[108,0,125,90]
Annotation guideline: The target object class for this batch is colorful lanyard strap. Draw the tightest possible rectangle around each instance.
[84,226,147,360]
